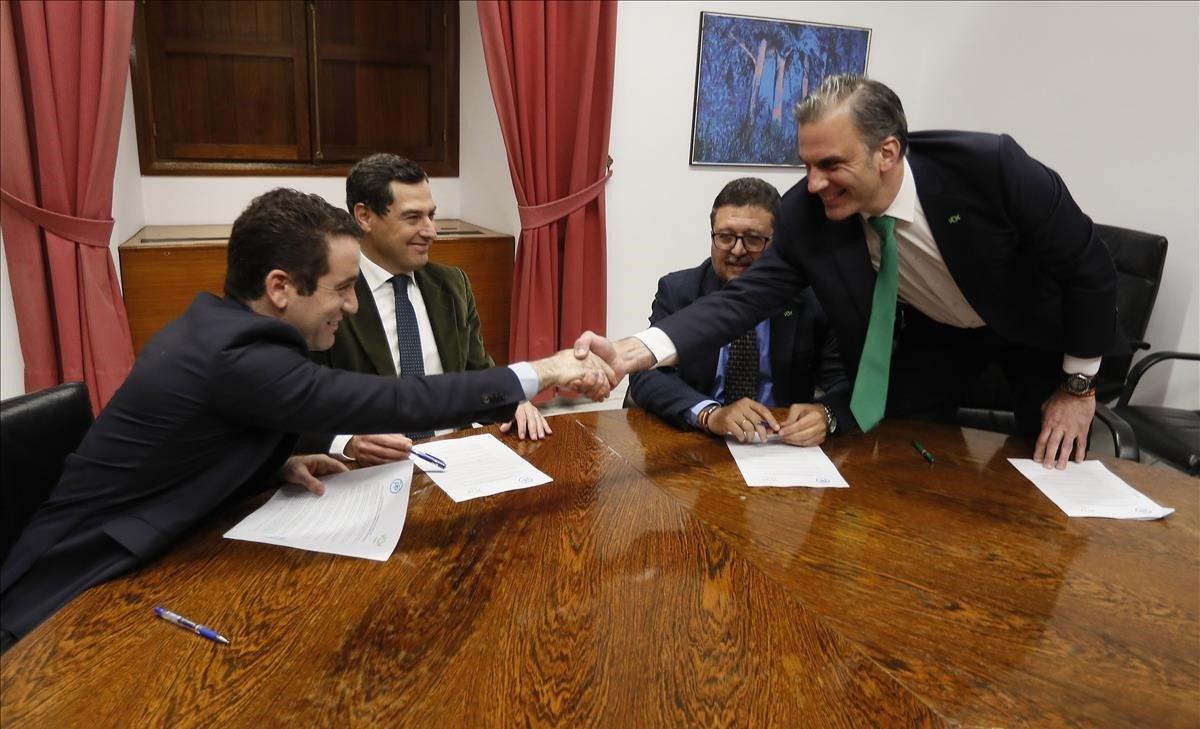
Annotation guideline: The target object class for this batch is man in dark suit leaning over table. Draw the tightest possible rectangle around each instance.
[629,177,851,445]
[576,74,1120,469]
[296,154,549,468]
[0,188,612,651]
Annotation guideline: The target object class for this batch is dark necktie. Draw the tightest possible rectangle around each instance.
[723,328,760,405]
[392,275,433,440]
[850,215,899,432]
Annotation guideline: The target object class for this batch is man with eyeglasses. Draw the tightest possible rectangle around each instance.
[628,178,851,445]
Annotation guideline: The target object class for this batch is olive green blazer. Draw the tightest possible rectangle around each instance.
[313,261,495,376]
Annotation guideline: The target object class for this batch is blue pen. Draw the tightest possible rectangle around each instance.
[411,449,447,470]
[154,605,230,645]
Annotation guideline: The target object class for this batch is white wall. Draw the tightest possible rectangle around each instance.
[458,0,520,236]
[605,0,1199,408]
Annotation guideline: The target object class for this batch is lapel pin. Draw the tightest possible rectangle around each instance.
[783,309,793,317]
[948,214,962,224]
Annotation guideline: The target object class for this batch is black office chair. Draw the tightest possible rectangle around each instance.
[1107,352,1200,476]
[0,382,93,562]
[953,224,1168,460]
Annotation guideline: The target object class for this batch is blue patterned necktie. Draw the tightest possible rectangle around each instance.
[392,275,433,440]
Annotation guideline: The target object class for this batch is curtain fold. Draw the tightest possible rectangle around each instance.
[0,0,135,413]
[478,0,617,386]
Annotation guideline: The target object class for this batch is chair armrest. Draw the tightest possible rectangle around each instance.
[1116,351,1200,407]
[1094,402,1140,461]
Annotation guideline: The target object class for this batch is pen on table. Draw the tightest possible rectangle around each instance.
[411,450,447,469]
[911,440,936,464]
[154,605,230,645]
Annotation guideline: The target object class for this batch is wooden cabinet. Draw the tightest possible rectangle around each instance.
[119,220,514,363]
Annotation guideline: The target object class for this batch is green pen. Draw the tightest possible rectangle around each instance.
[911,440,935,464]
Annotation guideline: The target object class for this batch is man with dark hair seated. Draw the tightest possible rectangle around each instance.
[298,153,549,469]
[0,188,611,650]
[629,177,851,445]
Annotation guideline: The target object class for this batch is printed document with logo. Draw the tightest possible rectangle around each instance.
[727,437,849,488]
[413,433,552,502]
[224,460,413,561]
[1008,458,1173,519]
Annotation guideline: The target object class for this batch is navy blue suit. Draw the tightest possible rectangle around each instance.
[629,259,850,430]
[654,132,1119,435]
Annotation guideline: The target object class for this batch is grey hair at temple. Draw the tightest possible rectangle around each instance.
[792,74,910,156]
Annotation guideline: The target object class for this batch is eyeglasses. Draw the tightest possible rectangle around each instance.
[710,231,771,252]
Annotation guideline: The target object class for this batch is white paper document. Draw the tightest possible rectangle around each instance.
[727,438,849,488]
[223,460,413,561]
[1008,459,1174,520]
[413,433,552,502]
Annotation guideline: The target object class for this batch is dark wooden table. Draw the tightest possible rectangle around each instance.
[3,411,1196,727]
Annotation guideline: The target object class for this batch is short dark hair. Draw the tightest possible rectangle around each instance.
[709,177,781,227]
[793,74,909,156]
[225,188,361,302]
[346,153,429,217]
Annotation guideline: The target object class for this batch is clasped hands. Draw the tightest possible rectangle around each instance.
[706,398,829,447]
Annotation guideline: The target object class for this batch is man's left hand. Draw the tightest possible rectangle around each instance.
[278,454,349,496]
[499,401,553,440]
[1034,390,1095,470]
[779,403,828,447]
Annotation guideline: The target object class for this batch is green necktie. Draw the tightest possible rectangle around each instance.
[850,215,899,432]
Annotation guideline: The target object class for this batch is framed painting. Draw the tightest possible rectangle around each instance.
[690,12,871,167]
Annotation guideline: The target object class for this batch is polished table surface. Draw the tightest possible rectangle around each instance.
[2,411,1197,727]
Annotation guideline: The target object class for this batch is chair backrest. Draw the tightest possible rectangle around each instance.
[955,224,1169,432]
[1093,224,1168,400]
[0,382,93,562]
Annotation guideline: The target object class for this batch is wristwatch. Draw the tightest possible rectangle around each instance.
[1062,372,1097,397]
[821,404,838,435]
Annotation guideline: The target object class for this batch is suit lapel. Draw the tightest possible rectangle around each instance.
[345,275,397,376]
[415,268,461,371]
[823,215,874,329]
[768,302,797,403]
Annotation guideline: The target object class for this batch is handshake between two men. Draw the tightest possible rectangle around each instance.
[569,331,831,447]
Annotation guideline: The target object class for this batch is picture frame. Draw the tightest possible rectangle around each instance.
[690,12,871,167]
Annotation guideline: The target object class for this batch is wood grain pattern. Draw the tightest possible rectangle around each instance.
[1,420,943,727]
[118,220,515,363]
[582,410,1200,728]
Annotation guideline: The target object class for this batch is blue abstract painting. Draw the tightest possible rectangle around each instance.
[690,12,871,167]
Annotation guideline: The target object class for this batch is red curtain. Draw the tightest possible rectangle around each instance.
[478,0,616,377]
[0,0,135,413]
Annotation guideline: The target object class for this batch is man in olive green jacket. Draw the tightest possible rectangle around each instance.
[299,154,549,465]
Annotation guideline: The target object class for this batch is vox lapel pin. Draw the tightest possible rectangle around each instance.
[948,214,962,224]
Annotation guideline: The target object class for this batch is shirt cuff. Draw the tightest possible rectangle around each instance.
[687,399,720,427]
[330,434,353,461]
[508,362,541,400]
[1062,355,1102,376]
[634,327,677,367]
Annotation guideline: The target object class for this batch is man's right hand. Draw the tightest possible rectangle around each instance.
[344,433,414,466]
[572,331,657,382]
[530,349,617,401]
[707,398,779,443]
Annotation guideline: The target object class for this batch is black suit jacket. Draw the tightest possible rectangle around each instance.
[297,262,497,452]
[1,294,523,630]
[629,259,851,429]
[656,131,1120,390]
